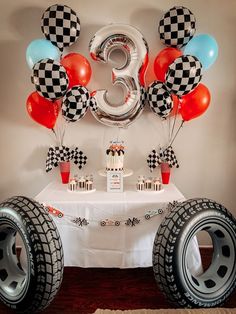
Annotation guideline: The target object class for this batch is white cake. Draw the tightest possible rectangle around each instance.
[106,143,124,171]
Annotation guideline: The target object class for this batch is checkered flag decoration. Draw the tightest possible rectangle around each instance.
[46,146,87,172]
[165,55,202,96]
[147,81,173,118]
[41,4,80,50]
[159,6,196,48]
[147,146,179,172]
[31,58,69,100]
[62,86,90,122]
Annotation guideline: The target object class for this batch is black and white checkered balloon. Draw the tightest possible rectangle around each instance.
[140,86,146,109]
[147,81,173,118]
[31,58,69,100]
[165,55,202,96]
[41,4,80,50]
[62,86,90,122]
[89,96,98,112]
[159,6,196,48]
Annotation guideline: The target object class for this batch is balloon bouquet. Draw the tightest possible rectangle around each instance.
[147,6,218,178]
[26,4,92,181]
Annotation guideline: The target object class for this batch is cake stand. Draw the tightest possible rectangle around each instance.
[98,169,133,178]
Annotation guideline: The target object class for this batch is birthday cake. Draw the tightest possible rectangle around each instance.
[106,142,124,171]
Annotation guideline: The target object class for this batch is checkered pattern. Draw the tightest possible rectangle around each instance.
[147,149,162,172]
[31,58,68,100]
[160,146,179,168]
[72,147,88,169]
[147,81,173,118]
[165,55,202,96]
[159,6,196,48]
[46,146,70,172]
[46,146,87,172]
[41,4,80,50]
[89,97,97,112]
[147,146,179,172]
[140,86,146,109]
[62,86,90,122]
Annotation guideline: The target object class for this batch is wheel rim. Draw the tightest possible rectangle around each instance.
[182,218,236,301]
[0,220,30,302]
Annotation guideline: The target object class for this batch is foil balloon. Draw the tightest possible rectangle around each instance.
[89,23,149,128]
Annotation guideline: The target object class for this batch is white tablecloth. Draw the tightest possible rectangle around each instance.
[35,182,201,270]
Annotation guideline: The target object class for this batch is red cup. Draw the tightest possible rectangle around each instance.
[59,161,70,184]
[161,162,170,184]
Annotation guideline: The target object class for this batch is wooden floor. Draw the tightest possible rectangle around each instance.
[0,249,235,314]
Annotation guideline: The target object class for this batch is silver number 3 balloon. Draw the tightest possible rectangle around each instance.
[89,24,149,128]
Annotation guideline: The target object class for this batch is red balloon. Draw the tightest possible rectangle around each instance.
[26,92,60,129]
[169,94,180,117]
[154,48,182,82]
[179,84,211,122]
[61,53,92,88]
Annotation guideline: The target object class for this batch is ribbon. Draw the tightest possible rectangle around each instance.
[46,146,87,172]
[147,145,179,172]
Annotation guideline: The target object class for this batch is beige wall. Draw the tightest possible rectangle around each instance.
[0,0,235,222]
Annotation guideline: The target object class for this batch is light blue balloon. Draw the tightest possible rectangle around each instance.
[26,39,60,69]
[183,34,218,70]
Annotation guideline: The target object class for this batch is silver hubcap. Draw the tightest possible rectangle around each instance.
[0,222,29,301]
[183,220,236,300]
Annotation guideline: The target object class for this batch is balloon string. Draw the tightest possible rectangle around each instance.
[51,127,59,144]
[169,99,179,144]
[51,128,56,137]
[160,118,167,145]
[61,120,68,145]
[169,120,184,147]
[168,115,171,143]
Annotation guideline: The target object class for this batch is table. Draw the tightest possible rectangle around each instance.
[35,182,201,271]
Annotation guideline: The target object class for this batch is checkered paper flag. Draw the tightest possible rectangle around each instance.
[41,4,80,50]
[46,146,87,172]
[165,55,202,97]
[147,81,173,118]
[159,146,179,168]
[147,150,162,172]
[159,6,196,48]
[31,58,69,100]
[62,86,90,122]
[147,146,179,172]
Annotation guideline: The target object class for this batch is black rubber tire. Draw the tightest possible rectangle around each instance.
[153,198,236,308]
[0,196,64,313]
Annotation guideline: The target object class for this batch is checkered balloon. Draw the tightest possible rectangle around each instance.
[159,6,196,48]
[140,86,146,109]
[89,96,98,112]
[41,4,80,50]
[31,58,69,100]
[165,55,202,96]
[62,86,90,122]
[147,81,173,118]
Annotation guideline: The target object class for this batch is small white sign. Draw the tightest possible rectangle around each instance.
[107,171,123,193]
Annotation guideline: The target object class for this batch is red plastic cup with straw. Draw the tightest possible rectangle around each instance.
[59,161,70,184]
[161,162,170,184]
